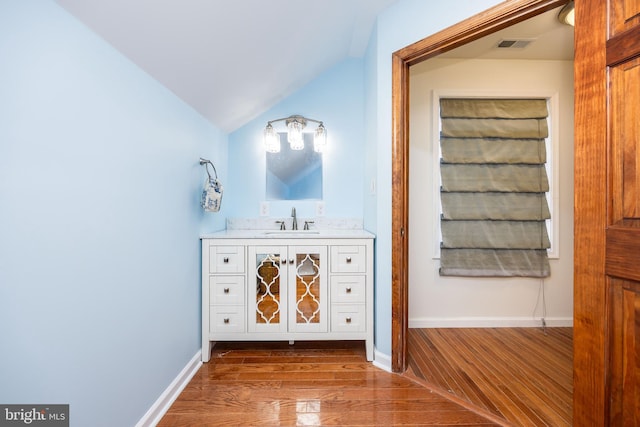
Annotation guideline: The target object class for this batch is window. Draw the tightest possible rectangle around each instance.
[433,94,559,277]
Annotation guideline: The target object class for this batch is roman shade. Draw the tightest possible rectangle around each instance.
[439,98,551,277]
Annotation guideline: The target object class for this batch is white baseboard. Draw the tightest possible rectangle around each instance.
[372,348,392,372]
[409,316,573,328]
[135,351,202,427]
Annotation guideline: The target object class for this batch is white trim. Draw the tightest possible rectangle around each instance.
[135,351,202,427]
[409,316,573,328]
[372,348,392,372]
[431,89,561,260]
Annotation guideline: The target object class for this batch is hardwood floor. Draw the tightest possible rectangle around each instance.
[405,327,573,427]
[158,328,571,426]
[158,340,501,426]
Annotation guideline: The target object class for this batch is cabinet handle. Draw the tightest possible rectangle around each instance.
[223,257,229,263]
[223,318,230,324]
[289,258,295,265]
[223,288,230,294]
[346,287,352,293]
[281,259,286,265]
[345,317,352,324]
[346,257,352,263]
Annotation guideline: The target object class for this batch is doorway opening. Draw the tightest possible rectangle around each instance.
[390,0,571,374]
[391,0,573,423]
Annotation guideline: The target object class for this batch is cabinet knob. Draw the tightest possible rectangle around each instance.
[346,287,352,293]
[345,317,352,324]
[346,257,352,263]
[223,257,229,263]
[223,318,230,324]
[223,288,230,294]
[289,258,295,265]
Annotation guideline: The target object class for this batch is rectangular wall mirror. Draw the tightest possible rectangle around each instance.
[266,133,323,200]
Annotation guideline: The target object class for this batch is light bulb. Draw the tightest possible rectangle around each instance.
[314,124,327,153]
[264,124,280,153]
[287,120,304,150]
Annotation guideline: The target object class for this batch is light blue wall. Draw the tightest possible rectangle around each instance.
[364,0,503,356]
[0,1,226,426]
[226,58,365,221]
[0,0,514,424]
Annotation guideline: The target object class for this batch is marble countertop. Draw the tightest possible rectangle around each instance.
[200,217,374,239]
[200,228,375,239]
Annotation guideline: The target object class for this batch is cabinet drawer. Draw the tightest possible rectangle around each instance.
[331,276,365,303]
[331,304,365,332]
[330,246,366,273]
[209,275,245,305]
[210,306,245,333]
[209,245,245,274]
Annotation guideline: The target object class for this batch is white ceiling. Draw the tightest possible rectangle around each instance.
[438,6,573,61]
[54,1,573,133]
[55,0,400,132]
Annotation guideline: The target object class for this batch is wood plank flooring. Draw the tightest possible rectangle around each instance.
[405,328,573,427]
[158,340,500,426]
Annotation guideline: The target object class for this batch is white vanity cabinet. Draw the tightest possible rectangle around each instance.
[201,231,374,362]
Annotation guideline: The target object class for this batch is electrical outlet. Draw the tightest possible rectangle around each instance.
[316,201,325,217]
[260,202,269,216]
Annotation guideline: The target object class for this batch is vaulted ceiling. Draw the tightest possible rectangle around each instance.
[55,0,400,132]
[54,1,573,133]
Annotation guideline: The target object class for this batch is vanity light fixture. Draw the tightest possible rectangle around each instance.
[263,115,327,153]
[557,1,574,26]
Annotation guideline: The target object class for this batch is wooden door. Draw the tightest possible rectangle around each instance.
[574,0,640,424]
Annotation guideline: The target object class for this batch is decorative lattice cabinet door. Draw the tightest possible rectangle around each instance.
[288,245,328,333]
[247,245,327,334]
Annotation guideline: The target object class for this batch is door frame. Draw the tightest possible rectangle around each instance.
[390,0,569,372]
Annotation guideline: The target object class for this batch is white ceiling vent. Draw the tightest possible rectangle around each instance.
[497,39,535,49]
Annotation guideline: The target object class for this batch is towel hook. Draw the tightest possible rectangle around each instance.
[199,157,218,180]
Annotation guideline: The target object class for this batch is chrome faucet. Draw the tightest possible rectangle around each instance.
[291,207,298,230]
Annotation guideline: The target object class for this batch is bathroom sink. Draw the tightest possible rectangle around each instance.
[263,230,321,236]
